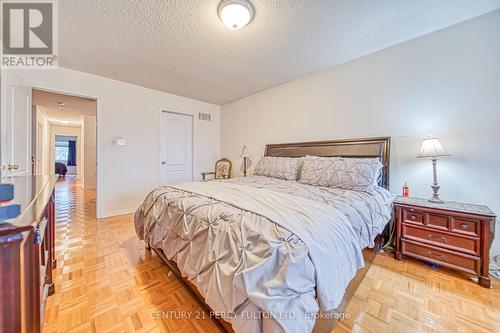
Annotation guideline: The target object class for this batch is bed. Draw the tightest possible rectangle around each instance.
[134,137,394,332]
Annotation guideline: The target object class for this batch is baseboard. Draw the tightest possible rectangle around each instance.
[97,208,136,219]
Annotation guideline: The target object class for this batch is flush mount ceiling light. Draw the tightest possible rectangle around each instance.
[218,0,254,30]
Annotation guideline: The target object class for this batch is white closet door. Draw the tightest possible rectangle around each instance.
[1,70,32,176]
[160,111,193,185]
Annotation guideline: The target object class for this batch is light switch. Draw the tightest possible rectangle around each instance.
[114,137,126,146]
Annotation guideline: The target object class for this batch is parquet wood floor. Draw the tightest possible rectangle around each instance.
[43,178,500,333]
[42,178,221,333]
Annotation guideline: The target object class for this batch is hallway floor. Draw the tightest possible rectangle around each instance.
[42,178,220,333]
[43,178,500,333]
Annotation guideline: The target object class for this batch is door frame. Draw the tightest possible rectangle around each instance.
[32,86,99,216]
[159,110,194,185]
[36,120,43,174]
[52,131,81,177]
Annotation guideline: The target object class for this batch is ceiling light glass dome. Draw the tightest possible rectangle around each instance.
[218,0,255,30]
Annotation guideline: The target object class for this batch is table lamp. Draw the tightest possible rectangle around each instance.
[417,136,450,203]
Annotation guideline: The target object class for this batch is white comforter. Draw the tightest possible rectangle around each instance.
[134,176,395,332]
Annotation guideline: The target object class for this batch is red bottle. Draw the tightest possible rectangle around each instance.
[402,182,409,197]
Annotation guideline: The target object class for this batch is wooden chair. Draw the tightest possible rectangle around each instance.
[201,158,232,181]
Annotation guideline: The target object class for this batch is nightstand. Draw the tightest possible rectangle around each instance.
[394,196,496,288]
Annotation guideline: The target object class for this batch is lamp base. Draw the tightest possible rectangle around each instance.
[243,157,247,177]
[428,197,445,204]
[429,183,444,203]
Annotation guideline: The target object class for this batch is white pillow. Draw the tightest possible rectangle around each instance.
[298,156,382,192]
[253,156,303,180]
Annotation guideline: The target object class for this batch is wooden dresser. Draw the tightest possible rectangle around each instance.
[0,176,58,333]
[394,196,496,288]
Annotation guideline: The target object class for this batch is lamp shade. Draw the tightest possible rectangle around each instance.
[240,145,249,158]
[417,137,450,158]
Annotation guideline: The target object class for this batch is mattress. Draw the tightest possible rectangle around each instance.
[134,176,395,332]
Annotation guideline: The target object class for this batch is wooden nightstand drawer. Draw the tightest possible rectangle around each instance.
[402,224,479,255]
[402,208,425,224]
[451,218,479,236]
[401,239,480,275]
[427,213,449,230]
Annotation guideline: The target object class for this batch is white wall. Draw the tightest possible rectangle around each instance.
[35,107,51,175]
[221,11,500,254]
[12,67,220,217]
[81,115,97,189]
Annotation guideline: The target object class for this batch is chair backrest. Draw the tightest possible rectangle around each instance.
[215,158,232,179]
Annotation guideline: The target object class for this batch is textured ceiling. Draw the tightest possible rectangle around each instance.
[33,89,96,125]
[58,0,500,104]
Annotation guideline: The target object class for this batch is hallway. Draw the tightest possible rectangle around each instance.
[42,178,221,333]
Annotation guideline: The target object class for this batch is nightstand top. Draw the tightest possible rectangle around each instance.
[394,196,496,217]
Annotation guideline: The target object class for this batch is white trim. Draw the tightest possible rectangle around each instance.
[32,86,98,101]
[50,127,81,177]
[97,208,136,219]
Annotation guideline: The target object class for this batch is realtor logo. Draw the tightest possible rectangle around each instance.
[1,0,58,68]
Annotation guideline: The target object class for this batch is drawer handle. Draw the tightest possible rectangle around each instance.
[427,251,448,262]
[460,223,469,230]
[428,234,447,243]
[410,215,417,221]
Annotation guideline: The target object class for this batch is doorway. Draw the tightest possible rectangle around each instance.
[54,135,78,178]
[160,111,193,185]
[32,88,98,216]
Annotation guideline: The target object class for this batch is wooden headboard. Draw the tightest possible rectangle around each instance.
[264,137,391,189]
